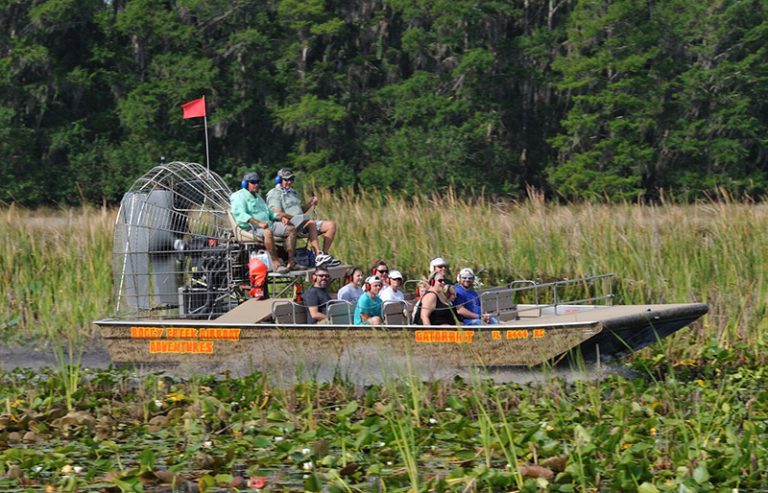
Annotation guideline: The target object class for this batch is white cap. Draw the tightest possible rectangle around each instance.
[429,257,448,272]
[365,275,383,285]
[458,267,474,279]
[389,270,403,280]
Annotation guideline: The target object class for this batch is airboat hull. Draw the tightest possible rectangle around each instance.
[94,302,707,375]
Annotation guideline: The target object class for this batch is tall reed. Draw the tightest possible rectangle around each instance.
[2,195,766,358]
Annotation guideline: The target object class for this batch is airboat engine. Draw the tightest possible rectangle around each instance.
[113,161,246,319]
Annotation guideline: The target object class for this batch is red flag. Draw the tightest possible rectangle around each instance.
[181,97,206,119]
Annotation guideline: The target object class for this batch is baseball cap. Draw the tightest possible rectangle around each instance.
[365,276,383,285]
[277,168,294,180]
[429,257,448,271]
[458,267,474,279]
[243,171,260,182]
[389,270,403,280]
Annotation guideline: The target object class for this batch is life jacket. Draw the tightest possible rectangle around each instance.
[248,256,268,299]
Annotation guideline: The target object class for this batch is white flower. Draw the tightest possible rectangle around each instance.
[445,407,453,411]
[274,436,284,442]
[428,418,438,424]
[154,399,164,408]
[73,466,83,474]
[202,441,212,449]
[377,441,386,447]
[61,465,73,474]
[302,474,310,479]
[386,461,393,466]
[301,448,311,455]
[33,465,43,473]
[302,461,313,471]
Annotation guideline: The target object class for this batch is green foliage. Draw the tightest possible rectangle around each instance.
[1,0,767,205]
[550,0,768,200]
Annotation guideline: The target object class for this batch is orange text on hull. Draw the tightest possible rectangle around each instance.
[415,330,475,344]
[148,340,214,354]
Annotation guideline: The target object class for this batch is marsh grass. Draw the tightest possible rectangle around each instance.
[0,204,112,344]
[4,193,765,360]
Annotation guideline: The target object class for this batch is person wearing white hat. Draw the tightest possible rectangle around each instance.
[354,276,384,325]
[454,267,498,325]
[429,257,449,276]
[380,270,405,302]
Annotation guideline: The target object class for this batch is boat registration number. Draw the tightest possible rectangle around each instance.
[415,328,546,344]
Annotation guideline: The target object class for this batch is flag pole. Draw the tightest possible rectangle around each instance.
[202,96,210,172]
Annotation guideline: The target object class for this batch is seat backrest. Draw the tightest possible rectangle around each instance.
[480,290,501,315]
[229,212,263,244]
[327,300,354,325]
[272,300,309,324]
[383,301,407,325]
[480,289,518,321]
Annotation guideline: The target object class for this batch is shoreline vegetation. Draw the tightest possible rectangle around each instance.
[2,197,768,491]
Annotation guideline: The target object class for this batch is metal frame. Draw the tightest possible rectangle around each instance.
[481,274,615,316]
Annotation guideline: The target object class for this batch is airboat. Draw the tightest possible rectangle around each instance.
[94,162,708,375]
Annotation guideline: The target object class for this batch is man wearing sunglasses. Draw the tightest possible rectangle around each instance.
[304,267,333,324]
[454,267,498,326]
[266,168,340,267]
[231,171,297,273]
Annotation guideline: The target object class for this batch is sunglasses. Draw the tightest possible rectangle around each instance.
[377,269,388,274]
[436,279,447,284]
[316,274,329,278]
[248,180,261,184]
[284,177,295,182]
[461,276,475,281]
[435,265,447,269]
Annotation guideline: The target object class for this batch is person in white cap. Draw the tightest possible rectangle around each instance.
[354,276,384,325]
[454,267,498,325]
[380,270,405,302]
[429,257,449,276]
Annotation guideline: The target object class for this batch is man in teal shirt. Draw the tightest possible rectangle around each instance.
[231,172,297,272]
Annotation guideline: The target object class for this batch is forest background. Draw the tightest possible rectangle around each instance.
[2,0,767,206]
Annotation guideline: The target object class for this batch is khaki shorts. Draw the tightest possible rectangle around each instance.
[298,220,325,237]
[247,221,292,238]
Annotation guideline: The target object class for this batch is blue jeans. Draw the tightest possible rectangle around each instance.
[463,317,499,326]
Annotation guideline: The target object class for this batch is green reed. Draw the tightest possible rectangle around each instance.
[2,194,767,359]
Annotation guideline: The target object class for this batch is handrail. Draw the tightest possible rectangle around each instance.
[481,273,615,313]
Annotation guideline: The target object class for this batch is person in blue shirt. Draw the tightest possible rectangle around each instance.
[453,268,499,326]
[354,276,383,325]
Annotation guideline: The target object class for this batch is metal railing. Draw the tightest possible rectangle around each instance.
[481,273,615,316]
